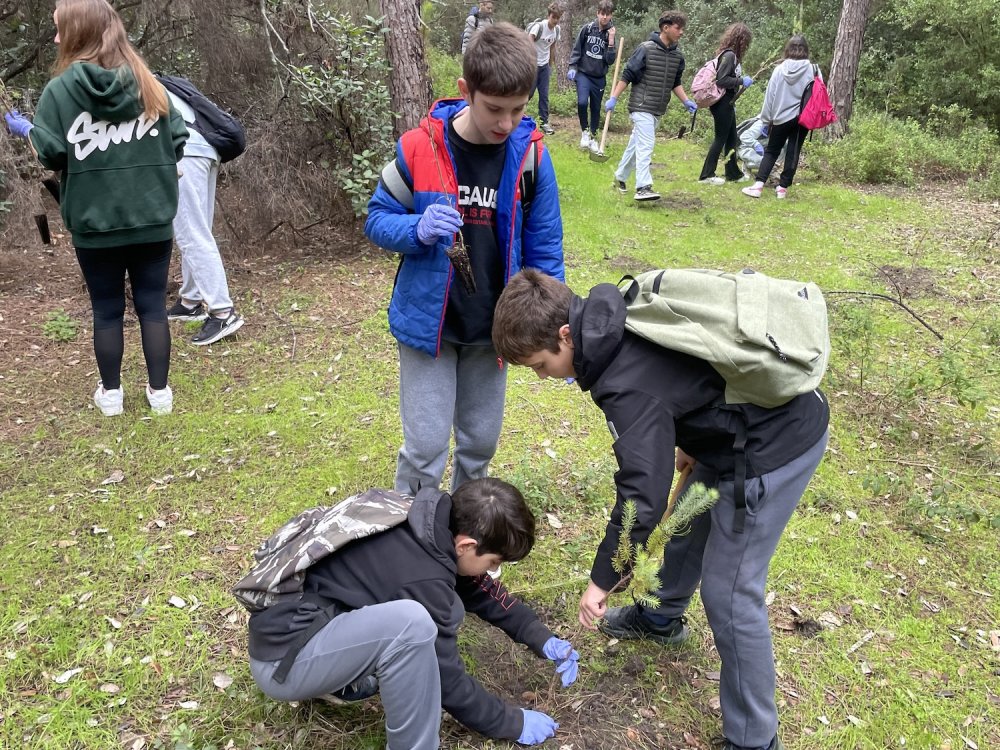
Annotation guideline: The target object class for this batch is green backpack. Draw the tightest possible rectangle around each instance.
[619,268,830,408]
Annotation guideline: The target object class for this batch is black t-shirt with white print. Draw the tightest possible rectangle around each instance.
[442,117,507,346]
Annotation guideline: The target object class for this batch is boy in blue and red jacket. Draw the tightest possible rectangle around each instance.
[365,22,564,496]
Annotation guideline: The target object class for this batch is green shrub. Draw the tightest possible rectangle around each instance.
[42,310,78,342]
[427,46,462,100]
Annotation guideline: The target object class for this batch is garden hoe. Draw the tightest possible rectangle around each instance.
[589,37,625,163]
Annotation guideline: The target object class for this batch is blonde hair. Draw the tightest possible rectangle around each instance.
[53,0,167,119]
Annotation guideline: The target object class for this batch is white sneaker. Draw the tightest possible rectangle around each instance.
[775,186,788,199]
[146,384,173,415]
[589,139,600,154]
[579,131,591,149]
[93,382,124,416]
[742,183,764,198]
[698,176,726,186]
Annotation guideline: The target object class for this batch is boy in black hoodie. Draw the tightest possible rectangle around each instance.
[492,270,829,750]
[248,478,579,749]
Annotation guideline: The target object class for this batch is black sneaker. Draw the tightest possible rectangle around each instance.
[634,185,661,202]
[319,675,378,705]
[540,122,555,135]
[615,180,627,194]
[599,605,690,645]
[191,310,245,345]
[167,300,207,322]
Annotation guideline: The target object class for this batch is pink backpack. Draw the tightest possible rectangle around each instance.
[690,53,726,108]
[799,65,837,130]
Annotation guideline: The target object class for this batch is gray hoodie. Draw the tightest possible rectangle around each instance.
[759,59,815,126]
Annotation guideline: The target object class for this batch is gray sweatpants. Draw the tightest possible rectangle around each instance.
[395,341,507,494]
[174,155,234,313]
[647,431,828,748]
[250,600,441,750]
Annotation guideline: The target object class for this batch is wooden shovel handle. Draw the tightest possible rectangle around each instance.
[598,37,626,153]
[665,464,692,520]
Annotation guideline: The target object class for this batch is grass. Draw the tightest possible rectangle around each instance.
[1,126,998,750]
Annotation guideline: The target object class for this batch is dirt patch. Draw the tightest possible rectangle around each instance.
[876,265,939,298]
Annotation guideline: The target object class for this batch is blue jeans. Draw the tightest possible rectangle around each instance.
[575,72,606,135]
[530,63,551,124]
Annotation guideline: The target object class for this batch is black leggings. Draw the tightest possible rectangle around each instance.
[699,93,743,181]
[75,240,172,390]
[756,118,808,188]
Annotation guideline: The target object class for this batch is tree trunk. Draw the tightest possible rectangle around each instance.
[379,0,433,137]
[826,0,874,140]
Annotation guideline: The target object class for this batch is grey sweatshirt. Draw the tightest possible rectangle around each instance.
[759,59,815,126]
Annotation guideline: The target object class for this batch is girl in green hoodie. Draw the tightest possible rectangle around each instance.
[6,0,188,415]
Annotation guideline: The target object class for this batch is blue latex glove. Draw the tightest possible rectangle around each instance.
[4,110,33,138]
[742,75,754,88]
[542,636,580,687]
[754,142,764,155]
[415,204,463,246]
[761,123,769,137]
[518,709,558,745]
[683,99,698,114]
[604,96,617,112]
[567,69,577,82]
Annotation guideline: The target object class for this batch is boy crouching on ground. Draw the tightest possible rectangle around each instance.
[247,478,579,749]
[492,270,829,750]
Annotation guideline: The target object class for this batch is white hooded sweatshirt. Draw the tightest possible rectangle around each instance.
[760,59,816,126]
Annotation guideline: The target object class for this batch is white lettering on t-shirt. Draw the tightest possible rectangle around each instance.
[457,185,498,209]
[67,111,160,160]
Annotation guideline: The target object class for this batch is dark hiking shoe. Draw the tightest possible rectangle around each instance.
[540,121,555,135]
[721,736,785,750]
[615,180,628,194]
[634,186,661,202]
[167,299,207,321]
[319,675,379,705]
[191,310,245,345]
[599,606,690,645]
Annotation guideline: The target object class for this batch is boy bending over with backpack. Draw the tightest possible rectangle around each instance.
[246,478,579,749]
[492,270,829,750]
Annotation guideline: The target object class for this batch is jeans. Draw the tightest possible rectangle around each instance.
[756,118,809,188]
[174,155,234,313]
[530,63,552,124]
[395,340,507,494]
[700,95,744,181]
[615,111,659,189]
[575,72,606,135]
[75,240,172,390]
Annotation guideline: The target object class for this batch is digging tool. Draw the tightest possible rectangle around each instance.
[665,464,693,519]
[590,37,625,163]
[665,109,697,141]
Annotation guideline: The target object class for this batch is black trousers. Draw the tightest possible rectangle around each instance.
[75,240,172,390]
[700,93,743,181]
[756,118,808,188]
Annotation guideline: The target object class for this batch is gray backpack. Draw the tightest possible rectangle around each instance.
[619,268,829,408]
[233,488,414,613]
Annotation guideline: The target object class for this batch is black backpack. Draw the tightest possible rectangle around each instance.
[155,73,246,163]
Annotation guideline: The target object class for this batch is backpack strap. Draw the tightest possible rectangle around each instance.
[519,141,539,222]
[715,402,749,534]
[380,159,414,211]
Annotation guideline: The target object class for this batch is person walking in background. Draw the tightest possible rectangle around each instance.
[567,0,617,153]
[164,88,245,346]
[527,3,563,135]
[742,35,815,200]
[698,23,754,185]
[604,11,697,202]
[4,0,187,416]
[461,1,495,55]
[364,24,565,495]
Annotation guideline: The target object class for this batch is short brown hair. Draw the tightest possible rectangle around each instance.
[492,269,574,364]
[464,22,536,97]
[450,478,536,561]
[658,10,687,29]
[547,2,563,19]
[597,0,614,14]
[783,34,809,60]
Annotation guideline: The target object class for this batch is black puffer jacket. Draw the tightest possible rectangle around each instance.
[570,284,830,590]
[248,488,552,740]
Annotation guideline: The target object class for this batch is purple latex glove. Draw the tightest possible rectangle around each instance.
[683,99,697,113]
[415,203,463,246]
[518,709,558,745]
[542,636,580,687]
[4,110,33,138]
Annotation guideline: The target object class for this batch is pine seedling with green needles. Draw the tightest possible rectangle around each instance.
[611,482,719,607]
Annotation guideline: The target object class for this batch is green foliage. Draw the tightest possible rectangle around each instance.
[427,46,463,100]
[41,310,78,343]
[612,483,719,607]
[285,13,394,217]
